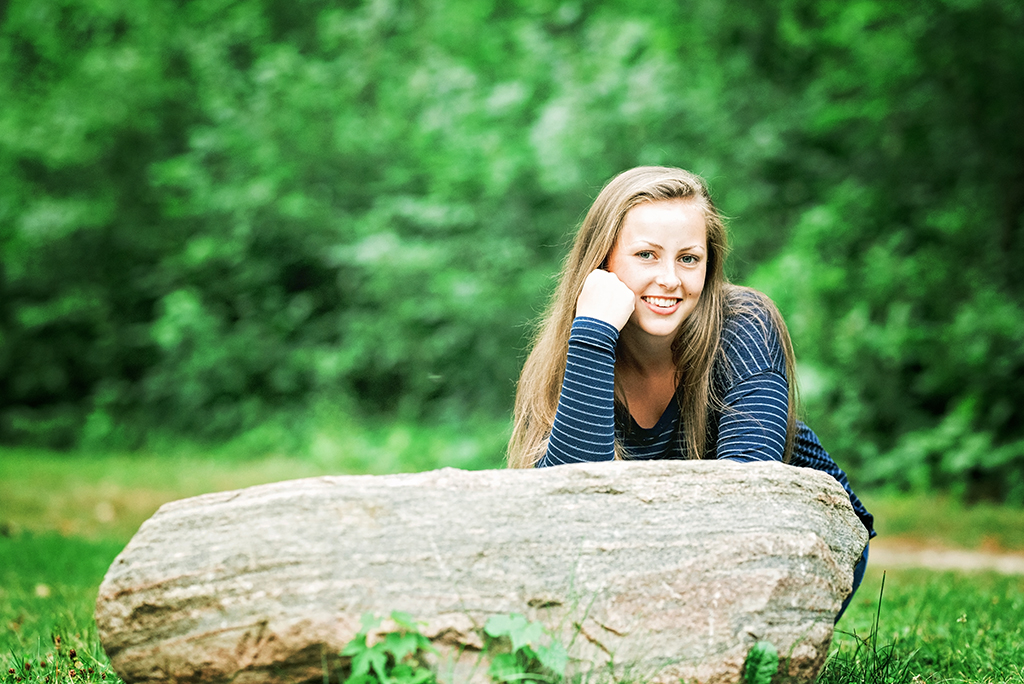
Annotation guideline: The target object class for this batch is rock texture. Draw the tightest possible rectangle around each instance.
[95,460,868,684]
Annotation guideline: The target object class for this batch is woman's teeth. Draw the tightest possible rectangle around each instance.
[643,296,679,308]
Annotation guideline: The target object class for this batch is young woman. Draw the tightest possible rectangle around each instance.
[507,166,874,620]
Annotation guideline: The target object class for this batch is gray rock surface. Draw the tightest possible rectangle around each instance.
[95,460,868,684]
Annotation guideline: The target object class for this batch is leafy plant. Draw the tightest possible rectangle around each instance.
[337,612,566,684]
[483,614,568,684]
[340,612,437,684]
[743,641,779,684]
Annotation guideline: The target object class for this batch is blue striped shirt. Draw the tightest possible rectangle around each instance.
[539,312,875,538]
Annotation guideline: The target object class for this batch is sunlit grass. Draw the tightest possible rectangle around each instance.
[0,414,509,541]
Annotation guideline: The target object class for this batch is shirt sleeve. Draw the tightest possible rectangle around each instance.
[536,317,619,467]
[716,369,790,462]
[715,308,791,463]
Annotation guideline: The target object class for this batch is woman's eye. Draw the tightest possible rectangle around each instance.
[636,250,655,260]
[679,254,699,264]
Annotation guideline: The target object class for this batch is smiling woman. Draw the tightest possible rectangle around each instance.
[606,199,707,341]
[601,199,708,429]
[507,166,876,622]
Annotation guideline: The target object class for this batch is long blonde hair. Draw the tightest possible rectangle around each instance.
[507,166,797,468]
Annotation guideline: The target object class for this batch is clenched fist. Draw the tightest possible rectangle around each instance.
[575,269,635,331]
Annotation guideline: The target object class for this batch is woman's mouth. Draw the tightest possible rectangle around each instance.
[641,296,682,313]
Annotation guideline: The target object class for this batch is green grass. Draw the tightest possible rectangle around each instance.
[3,441,1024,684]
[860,494,1024,553]
[821,568,1024,684]
[1,533,124,683]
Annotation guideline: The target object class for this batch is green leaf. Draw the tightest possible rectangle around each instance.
[485,614,546,654]
[341,635,368,657]
[392,663,433,684]
[397,665,436,684]
[484,614,520,638]
[383,631,422,662]
[345,674,377,684]
[509,621,545,654]
[744,641,779,684]
[369,645,393,683]
[361,613,383,634]
[534,642,568,675]
[488,652,525,682]
[351,644,389,680]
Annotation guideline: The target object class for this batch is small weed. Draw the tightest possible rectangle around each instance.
[337,612,567,684]
[743,641,779,684]
[340,612,437,684]
[483,613,567,684]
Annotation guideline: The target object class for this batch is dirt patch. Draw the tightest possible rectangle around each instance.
[871,538,1024,575]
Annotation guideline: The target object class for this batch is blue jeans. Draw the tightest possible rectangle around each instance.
[835,543,869,624]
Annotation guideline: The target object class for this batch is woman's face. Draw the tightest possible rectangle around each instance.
[605,198,708,342]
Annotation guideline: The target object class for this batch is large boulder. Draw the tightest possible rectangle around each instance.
[95,460,868,684]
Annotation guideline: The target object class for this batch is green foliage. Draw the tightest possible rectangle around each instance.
[1,0,1022,499]
[744,0,1024,500]
[483,613,567,683]
[336,612,566,684]
[743,641,778,684]
[340,613,437,684]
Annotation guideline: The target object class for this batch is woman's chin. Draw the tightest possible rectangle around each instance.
[624,316,686,341]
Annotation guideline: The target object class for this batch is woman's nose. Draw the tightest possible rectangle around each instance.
[655,264,681,289]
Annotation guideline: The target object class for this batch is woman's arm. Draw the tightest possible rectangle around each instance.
[716,369,789,462]
[715,306,790,463]
[538,269,634,467]
[537,317,619,466]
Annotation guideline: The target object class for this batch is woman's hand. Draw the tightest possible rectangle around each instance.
[575,269,635,330]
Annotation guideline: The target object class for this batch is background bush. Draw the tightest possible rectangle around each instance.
[1,0,1021,500]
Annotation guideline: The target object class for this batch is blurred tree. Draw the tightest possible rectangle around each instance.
[0,0,1021,501]
[747,0,1024,501]
[0,0,195,445]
